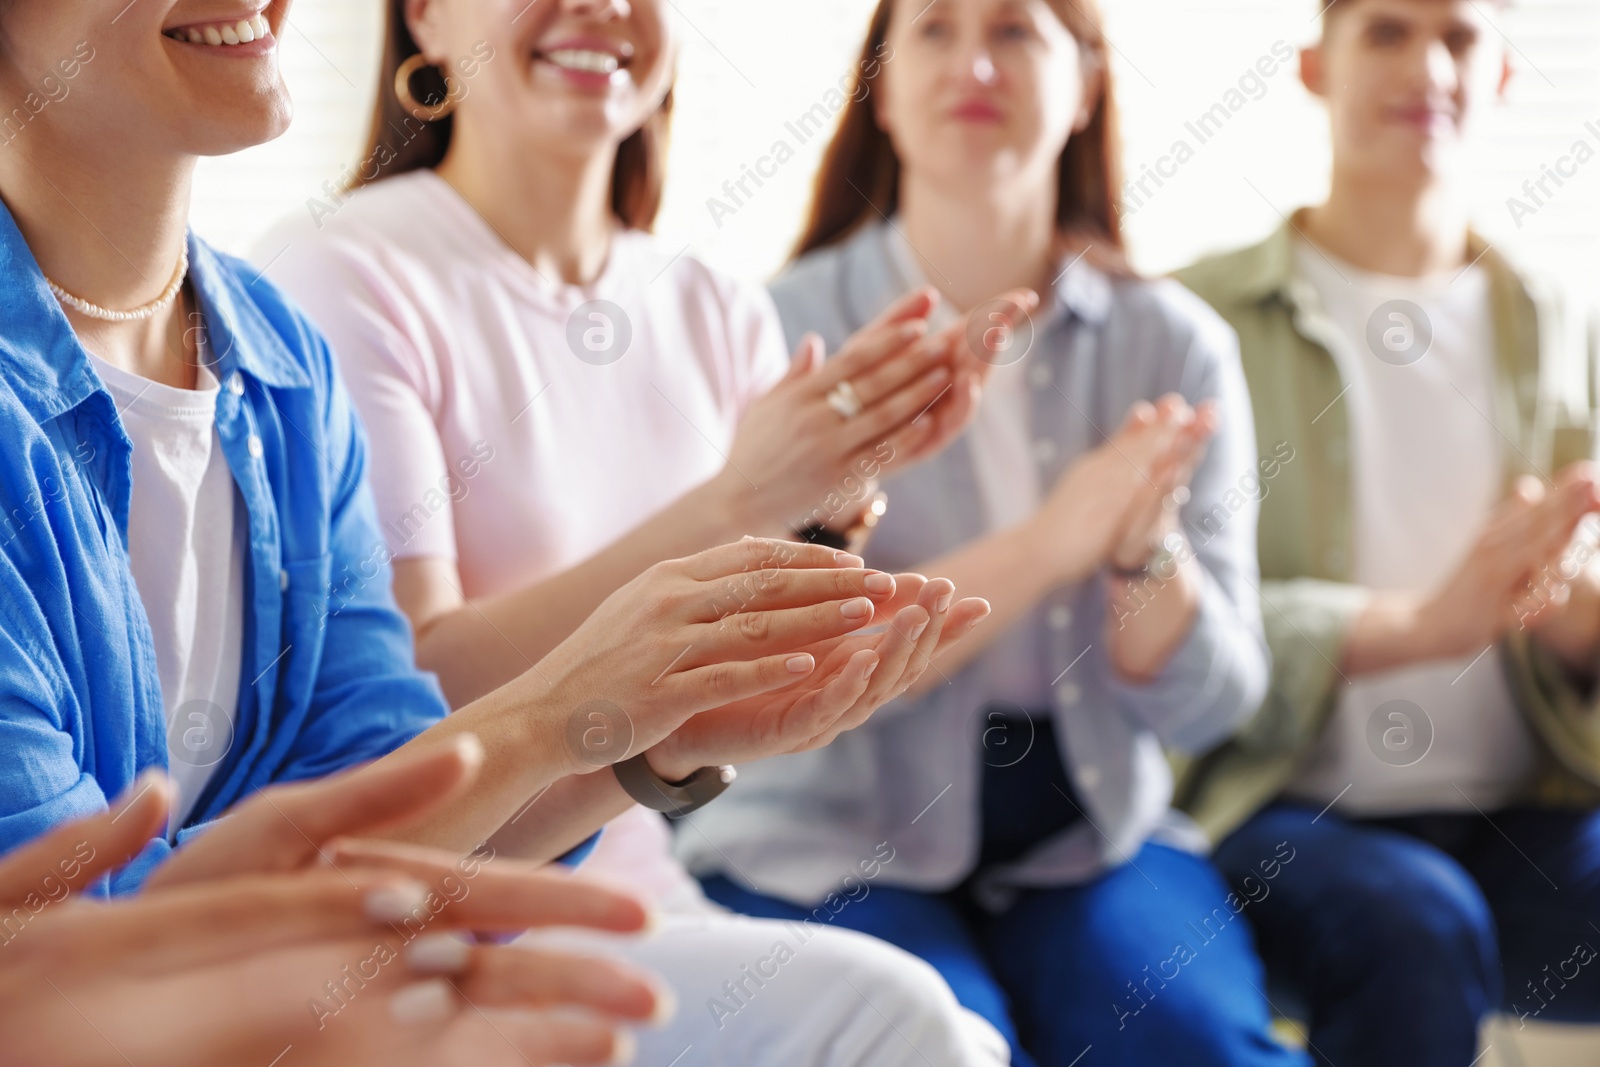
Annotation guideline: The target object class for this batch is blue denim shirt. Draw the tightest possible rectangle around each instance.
[0,202,451,893]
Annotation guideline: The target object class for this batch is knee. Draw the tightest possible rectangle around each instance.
[1338,854,1499,995]
[801,927,1007,1066]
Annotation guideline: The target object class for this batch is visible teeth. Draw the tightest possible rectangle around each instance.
[168,13,270,47]
[546,49,620,75]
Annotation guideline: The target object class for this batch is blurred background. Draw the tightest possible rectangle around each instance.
[212,0,1600,292]
[206,5,1600,1058]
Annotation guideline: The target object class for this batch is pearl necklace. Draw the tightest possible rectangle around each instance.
[45,245,189,323]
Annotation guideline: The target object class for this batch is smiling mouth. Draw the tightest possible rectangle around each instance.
[533,46,634,78]
[163,12,271,47]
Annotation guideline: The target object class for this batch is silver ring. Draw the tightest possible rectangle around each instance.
[825,380,864,420]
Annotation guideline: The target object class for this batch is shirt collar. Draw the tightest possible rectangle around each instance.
[0,198,307,425]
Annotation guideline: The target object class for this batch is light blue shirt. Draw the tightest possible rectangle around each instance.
[679,222,1270,907]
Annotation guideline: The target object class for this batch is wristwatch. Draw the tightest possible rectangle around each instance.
[613,754,737,817]
[795,491,889,554]
[1111,530,1187,581]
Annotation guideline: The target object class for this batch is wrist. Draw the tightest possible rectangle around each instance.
[698,467,769,538]
[643,742,701,785]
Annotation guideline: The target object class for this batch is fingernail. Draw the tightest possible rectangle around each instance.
[786,654,814,673]
[610,1031,638,1066]
[840,597,874,619]
[365,880,430,923]
[862,657,879,679]
[935,591,953,613]
[741,534,756,541]
[405,933,473,975]
[908,620,929,641]
[863,572,894,595]
[650,983,679,1026]
[833,550,865,567]
[390,979,455,1024]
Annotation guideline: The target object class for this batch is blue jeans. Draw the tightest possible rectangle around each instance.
[1214,803,1600,1067]
[703,718,1308,1067]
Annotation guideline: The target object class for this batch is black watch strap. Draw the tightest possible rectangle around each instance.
[613,754,736,816]
[794,521,852,551]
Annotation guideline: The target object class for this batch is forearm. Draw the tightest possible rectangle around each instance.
[366,681,572,852]
[417,470,778,707]
[901,519,1062,700]
[481,769,637,864]
[1341,590,1436,676]
[1105,558,1202,682]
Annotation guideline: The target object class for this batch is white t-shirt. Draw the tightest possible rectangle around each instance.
[89,347,244,834]
[1285,239,1541,814]
[881,223,1056,712]
[258,171,790,909]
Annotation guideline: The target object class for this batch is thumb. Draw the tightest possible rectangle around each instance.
[0,770,173,902]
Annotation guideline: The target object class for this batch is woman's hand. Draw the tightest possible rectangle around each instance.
[1107,396,1218,570]
[1031,398,1205,585]
[0,754,667,1067]
[522,538,914,777]
[642,575,991,777]
[718,288,1039,533]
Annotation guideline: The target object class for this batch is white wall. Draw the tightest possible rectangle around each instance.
[197,0,1600,294]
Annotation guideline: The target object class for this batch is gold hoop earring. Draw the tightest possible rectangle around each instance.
[395,52,459,122]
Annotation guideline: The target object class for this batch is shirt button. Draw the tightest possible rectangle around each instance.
[1029,363,1052,389]
[1033,438,1058,464]
[1048,605,1073,630]
[1078,765,1102,790]
[1057,681,1081,706]
[227,372,244,396]
[247,433,264,458]
[280,569,289,591]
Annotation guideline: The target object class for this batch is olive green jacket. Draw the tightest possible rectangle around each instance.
[1172,218,1600,842]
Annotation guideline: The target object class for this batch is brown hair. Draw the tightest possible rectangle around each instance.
[792,0,1127,271]
[351,1,673,231]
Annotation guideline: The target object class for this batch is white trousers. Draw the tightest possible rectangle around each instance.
[531,909,1010,1067]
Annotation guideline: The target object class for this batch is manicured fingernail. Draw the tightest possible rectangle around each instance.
[935,591,953,613]
[390,979,455,1024]
[840,597,874,619]
[787,654,815,673]
[650,984,679,1026]
[862,657,879,679]
[863,572,894,595]
[610,1031,638,1066]
[741,534,756,541]
[908,620,929,641]
[405,934,472,975]
[833,550,865,567]
[365,880,430,923]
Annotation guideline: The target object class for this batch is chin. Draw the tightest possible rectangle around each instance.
[181,92,293,157]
